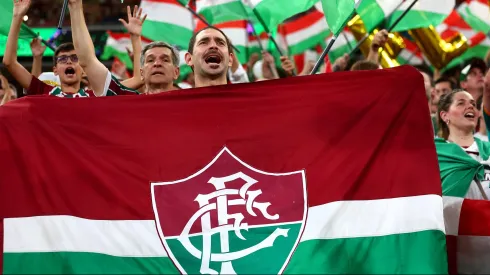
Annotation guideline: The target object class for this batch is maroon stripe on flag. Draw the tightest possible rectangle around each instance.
[459,199,490,236]
[446,235,458,274]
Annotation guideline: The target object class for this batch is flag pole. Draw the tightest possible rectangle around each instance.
[251,9,285,56]
[310,35,336,75]
[341,31,353,51]
[57,0,69,30]
[24,28,56,51]
[179,1,241,53]
[348,0,406,55]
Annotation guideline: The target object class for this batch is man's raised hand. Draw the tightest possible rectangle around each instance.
[30,38,46,57]
[13,0,31,17]
[119,5,147,36]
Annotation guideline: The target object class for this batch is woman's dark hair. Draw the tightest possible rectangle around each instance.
[437,89,467,139]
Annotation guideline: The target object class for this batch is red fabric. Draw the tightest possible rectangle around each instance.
[27,76,56,95]
[0,66,442,271]
[446,235,458,274]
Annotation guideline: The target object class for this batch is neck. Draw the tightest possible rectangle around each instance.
[467,88,483,101]
[60,82,81,94]
[194,74,227,88]
[448,127,475,147]
[146,83,175,94]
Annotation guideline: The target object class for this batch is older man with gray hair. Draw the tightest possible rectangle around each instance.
[140,41,180,94]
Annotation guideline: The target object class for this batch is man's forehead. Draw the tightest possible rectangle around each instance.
[469,67,483,75]
[57,50,76,56]
[146,47,172,57]
[196,29,226,41]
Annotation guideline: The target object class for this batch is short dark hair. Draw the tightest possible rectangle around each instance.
[141,41,180,67]
[435,75,457,90]
[53,43,75,66]
[188,26,232,55]
[350,60,379,71]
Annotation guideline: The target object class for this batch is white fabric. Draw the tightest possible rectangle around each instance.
[463,141,490,200]
[228,64,249,84]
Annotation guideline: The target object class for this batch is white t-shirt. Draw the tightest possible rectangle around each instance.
[474,132,489,142]
[463,141,490,200]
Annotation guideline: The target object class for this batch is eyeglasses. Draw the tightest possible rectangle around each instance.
[56,54,79,64]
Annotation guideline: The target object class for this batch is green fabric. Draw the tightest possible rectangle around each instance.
[435,137,490,197]
[320,0,356,36]
[0,1,37,39]
[356,0,387,33]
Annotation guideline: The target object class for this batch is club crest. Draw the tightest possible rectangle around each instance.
[151,147,307,274]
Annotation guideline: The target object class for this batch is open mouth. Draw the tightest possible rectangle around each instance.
[464,112,475,119]
[204,54,222,65]
[65,67,76,76]
[151,71,164,76]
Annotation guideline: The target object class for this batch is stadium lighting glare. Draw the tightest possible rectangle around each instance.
[23,15,28,22]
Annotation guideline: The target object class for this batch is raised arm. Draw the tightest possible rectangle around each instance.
[2,0,33,89]
[367,29,388,65]
[30,38,46,77]
[68,0,109,96]
[120,5,145,90]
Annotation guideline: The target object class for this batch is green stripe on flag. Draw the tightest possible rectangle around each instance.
[286,230,448,274]
[4,230,447,274]
[252,0,317,31]
[198,1,249,25]
[356,0,389,33]
[320,0,356,36]
[288,32,329,55]
[142,22,192,50]
[388,11,450,32]
[3,252,179,274]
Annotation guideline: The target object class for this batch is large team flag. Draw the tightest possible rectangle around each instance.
[0,0,38,39]
[196,0,249,25]
[248,0,318,32]
[387,0,455,32]
[0,66,448,274]
[436,138,490,274]
[457,0,490,34]
[281,9,330,55]
[140,0,194,49]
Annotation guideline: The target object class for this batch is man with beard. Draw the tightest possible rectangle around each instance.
[185,27,233,87]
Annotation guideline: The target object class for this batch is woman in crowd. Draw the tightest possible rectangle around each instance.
[435,89,490,200]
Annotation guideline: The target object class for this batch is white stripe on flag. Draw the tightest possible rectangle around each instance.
[5,195,444,256]
[221,28,247,47]
[442,196,464,236]
[140,1,193,30]
[286,18,328,45]
[4,216,168,257]
[197,0,237,10]
[398,0,454,15]
[301,194,445,241]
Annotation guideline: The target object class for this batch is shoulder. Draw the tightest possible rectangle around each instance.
[107,74,140,96]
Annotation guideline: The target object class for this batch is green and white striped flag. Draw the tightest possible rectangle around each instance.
[101,32,151,70]
[196,0,249,25]
[248,0,318,32]
[282,10,330,55]
[140,0,194,49]
[388,0,455,32]
[356,0,403,33]
[318,0,358,36]
[326,30,356,62]
[457,0,490,34]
